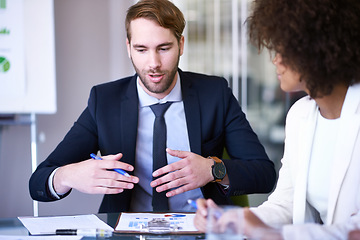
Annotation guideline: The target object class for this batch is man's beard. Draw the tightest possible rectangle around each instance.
[130,55,180,94]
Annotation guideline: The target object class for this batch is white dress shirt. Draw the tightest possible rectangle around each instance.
[129,73,203,211]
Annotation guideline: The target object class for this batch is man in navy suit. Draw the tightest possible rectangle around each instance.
[29,0,276,213]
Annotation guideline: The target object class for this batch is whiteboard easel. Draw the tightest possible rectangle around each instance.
[30,113,38,217]
[0,113,38,216]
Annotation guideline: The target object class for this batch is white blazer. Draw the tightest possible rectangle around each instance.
[252,83,360,239]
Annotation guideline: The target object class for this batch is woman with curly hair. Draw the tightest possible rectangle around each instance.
[194,0,360,239]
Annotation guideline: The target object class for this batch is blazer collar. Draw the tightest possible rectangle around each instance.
[179,69,202,155]
[120,74,139,164]
[326,83,360,224]
[293,99,318,224]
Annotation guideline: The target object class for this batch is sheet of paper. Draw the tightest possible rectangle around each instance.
[18,214,113,235]
[0,236,82,240]
[115,213,198,232]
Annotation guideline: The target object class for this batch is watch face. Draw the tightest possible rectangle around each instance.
[213,162,226,180]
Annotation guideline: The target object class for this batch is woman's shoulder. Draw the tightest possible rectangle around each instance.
[287,95,316,119]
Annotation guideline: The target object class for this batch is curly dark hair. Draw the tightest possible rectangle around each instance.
[247,0,360,98]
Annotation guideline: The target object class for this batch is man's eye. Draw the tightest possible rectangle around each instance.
[159,48,169,52]
[136,49,146,53]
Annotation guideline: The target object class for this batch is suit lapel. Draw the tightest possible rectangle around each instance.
[326,84,360,224]
[180,71,202,155]
[120,75,139,165]
[293,102,318,224]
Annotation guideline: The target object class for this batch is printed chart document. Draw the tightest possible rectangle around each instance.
[18,214,113,235]
[115,212,201,234]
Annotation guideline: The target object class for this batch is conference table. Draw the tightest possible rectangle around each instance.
[0,213,205,240]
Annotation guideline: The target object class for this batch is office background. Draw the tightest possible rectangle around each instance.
[0,0,293,218]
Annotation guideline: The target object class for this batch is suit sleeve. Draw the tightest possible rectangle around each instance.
[280,217,359,240]
[222,85,276,196]
[200,77,276,203]
[29,87,100,202]
[248,98,308,225]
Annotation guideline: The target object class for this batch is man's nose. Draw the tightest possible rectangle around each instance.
[148,51,161,69]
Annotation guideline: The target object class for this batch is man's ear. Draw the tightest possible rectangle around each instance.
[179,35,185,56]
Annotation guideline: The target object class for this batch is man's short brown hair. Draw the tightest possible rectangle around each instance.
[126,0,185,43]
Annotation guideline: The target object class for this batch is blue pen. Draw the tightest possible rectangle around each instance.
[90,153,130,177]
[187,199,198,209]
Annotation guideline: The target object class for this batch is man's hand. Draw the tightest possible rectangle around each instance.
[150,148,219,197]
[53,153,139,195]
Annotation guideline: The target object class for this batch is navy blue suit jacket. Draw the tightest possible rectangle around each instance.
[29,69,276,213]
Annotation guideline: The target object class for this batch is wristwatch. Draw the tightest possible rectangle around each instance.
[209,156,227,182]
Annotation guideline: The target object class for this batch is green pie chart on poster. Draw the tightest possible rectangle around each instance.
[0,57,10,72]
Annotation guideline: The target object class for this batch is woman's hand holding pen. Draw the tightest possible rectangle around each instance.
[193,198,218,232]
[194,198,283,240]
[53,153,139,195]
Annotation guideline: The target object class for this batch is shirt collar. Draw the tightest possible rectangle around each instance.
[137,72,182,108]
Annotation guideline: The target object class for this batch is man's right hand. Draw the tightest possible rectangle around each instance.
[53,153,139,195]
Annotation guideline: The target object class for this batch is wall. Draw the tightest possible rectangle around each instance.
[0,0,134,218]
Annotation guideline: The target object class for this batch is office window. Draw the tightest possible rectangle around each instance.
[176,0,302,205]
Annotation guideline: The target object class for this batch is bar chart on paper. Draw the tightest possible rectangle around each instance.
[115,213,198,233]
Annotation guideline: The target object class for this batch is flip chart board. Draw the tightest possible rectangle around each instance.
[0,0,56,114]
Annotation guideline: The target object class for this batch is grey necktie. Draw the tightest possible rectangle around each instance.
[150,102,172,211]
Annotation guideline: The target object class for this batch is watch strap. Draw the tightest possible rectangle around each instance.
[209,156,222,164]
[209,156,224,182]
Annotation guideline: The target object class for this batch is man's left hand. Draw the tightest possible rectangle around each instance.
[150,148,218,197]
